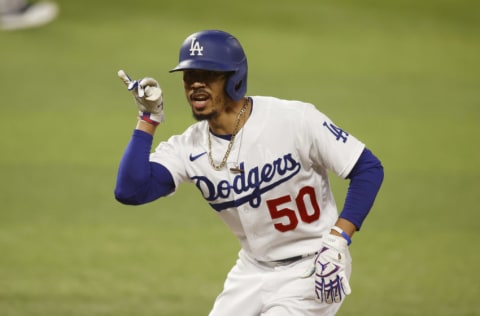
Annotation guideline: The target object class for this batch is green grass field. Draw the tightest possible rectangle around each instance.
[1,0,479,315]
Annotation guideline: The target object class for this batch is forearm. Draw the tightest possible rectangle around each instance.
[136,119,157,135]
[335,148,384,238]
[114,128,155,203]
[330,218,357,239]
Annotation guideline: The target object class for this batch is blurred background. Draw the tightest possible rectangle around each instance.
[0,0,479,315]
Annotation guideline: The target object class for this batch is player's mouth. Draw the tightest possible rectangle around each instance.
[190,92,210,111]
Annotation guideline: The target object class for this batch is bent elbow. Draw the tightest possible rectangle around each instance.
[114,188,143,205]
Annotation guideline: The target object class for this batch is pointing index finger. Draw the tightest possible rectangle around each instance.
[117,69,131,85]
[117,69,138,91]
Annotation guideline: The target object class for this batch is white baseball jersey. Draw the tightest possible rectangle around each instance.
[150,96,364,261]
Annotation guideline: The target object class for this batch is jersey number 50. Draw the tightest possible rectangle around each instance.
[266,186,320,232]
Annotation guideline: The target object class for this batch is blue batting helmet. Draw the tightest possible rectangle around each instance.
[170,30,248,101]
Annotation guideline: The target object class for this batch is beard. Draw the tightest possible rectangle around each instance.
[192,109,218,121]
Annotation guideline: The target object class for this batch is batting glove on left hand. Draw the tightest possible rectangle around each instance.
[314,234,351,304]
[118,69,165,125]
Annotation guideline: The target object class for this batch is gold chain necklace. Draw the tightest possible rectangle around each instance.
[207,98,249,171]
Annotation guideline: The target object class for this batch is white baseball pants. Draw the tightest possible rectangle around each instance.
[209,249,352,316]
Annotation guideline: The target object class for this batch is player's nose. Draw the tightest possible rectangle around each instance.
[184,80,206,90]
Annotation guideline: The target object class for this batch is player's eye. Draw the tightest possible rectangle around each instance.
[183,70,226,83]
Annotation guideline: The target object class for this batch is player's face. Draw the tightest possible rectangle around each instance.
[183,70,231,121]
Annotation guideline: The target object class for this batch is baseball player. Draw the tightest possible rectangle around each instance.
[115,30,384,316]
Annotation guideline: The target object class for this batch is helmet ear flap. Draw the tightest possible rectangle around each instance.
[226,61,247,101]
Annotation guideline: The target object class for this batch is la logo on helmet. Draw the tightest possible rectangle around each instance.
[189,37,204,56]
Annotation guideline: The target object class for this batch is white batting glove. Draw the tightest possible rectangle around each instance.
[314,234,351,304]
[117,69,165,125]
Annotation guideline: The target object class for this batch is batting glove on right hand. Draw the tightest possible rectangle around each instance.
[314,234,351,304]
[117,69,165,125]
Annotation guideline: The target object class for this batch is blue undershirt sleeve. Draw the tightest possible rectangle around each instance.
[339,148,384,230]
[114,129,175,205]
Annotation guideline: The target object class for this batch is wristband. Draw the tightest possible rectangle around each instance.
[332,226,352,246]
[139,112,160,126]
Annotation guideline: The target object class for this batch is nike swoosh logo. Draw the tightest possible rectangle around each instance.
[189,152,207,161]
